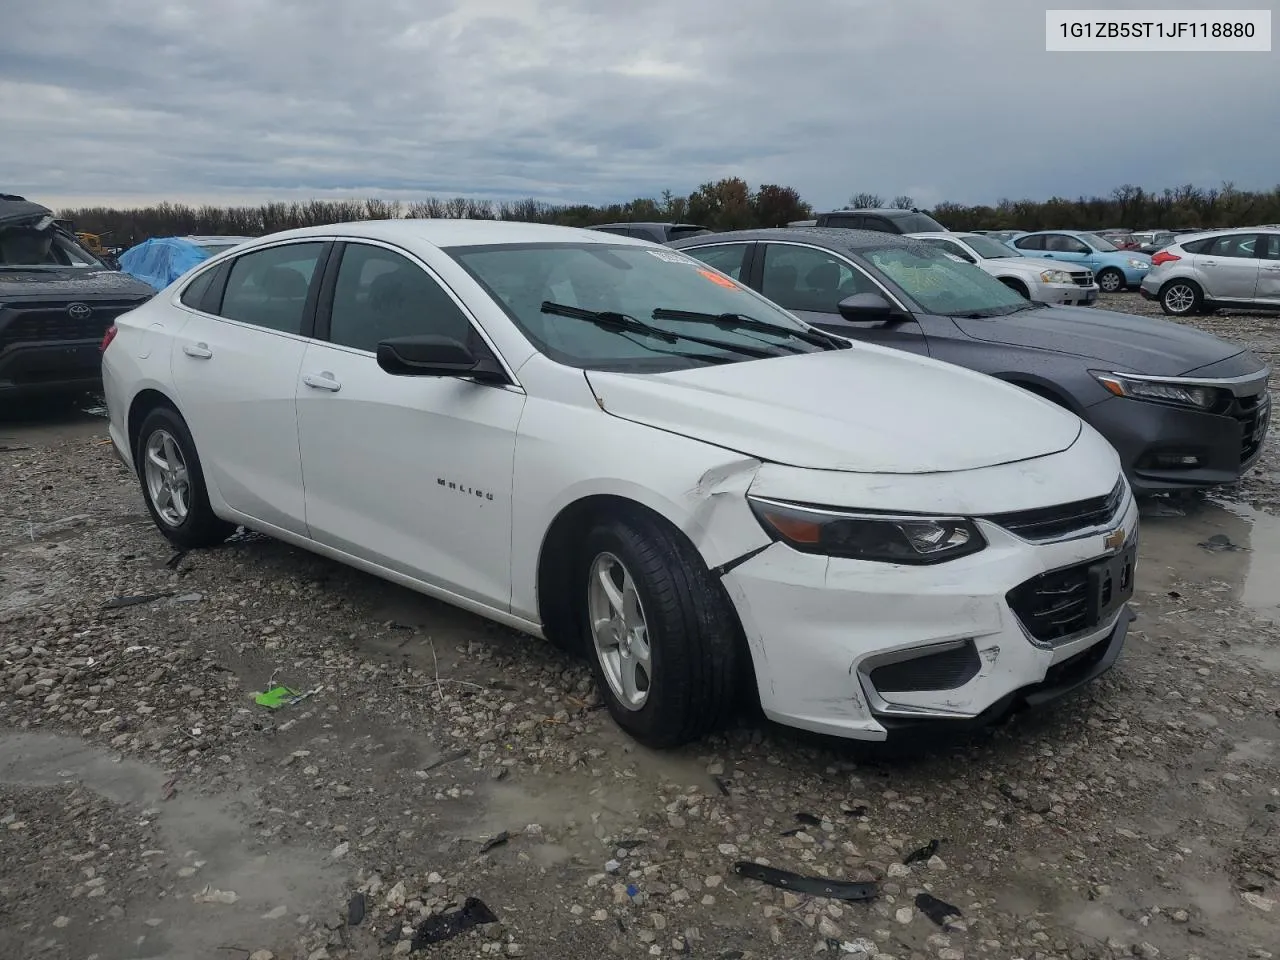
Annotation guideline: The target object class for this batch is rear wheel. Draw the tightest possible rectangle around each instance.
[135,407,234,548]
[580,511,739,748]
[1159,279,1202,317]
[1097,268,1125,293]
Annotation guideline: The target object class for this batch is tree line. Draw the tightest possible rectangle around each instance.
[59,179,1280,248]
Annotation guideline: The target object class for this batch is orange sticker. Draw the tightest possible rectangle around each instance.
[697,268,737,289]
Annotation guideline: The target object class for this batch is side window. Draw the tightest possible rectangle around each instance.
[822,214,860,229]
[862,217,896,234]
[760,244,877,313]
[920,238,975,263]
[220,243,324,334]
[1205,234,1259,259]
[179,267,216,309]
[1015,235,1044,251]
[328,244,473,353]
[684,243,750,281]
[1262,235,1280,260]
[1181,237,1212,254]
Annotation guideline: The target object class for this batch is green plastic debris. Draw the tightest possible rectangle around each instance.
[255,685,309,710]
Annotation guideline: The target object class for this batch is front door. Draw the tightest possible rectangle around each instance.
[1199,233,1263,300]
[752,241,931,355]
[294,240,526,608]
[1040,233,1093,266]
[169,240,327,536]
[1257,234,1280,305]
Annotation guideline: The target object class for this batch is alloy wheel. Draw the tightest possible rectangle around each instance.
[1164,283,1196,314]
[587,552,652,711]
[1098,271,1123,293]
[143,429,190,527]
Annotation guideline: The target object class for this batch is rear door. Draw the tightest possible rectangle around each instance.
[749,241,931,355]
[1198,233,1263,300]
[679,241,752,282]
[169,239,328,535]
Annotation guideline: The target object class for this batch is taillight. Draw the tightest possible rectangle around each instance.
[1151,251,1180,266]
[100,324,118,353]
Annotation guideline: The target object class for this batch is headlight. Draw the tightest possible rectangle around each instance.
[1039,269,1073,284]
[747,497,986,564]
[1093,372,1222,410]
[1127,258,1149,269]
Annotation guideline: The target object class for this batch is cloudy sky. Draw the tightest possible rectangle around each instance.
[2,0,1275,211]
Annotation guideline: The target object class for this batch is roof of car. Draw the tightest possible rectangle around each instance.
[0,193,55,229]
[818,208,923,217]
[591,222,706,230]
[214,219,651,249]
[183,235,253,245]
[669,227,919,253]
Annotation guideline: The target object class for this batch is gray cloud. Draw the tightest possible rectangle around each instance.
[2,0,1275,210]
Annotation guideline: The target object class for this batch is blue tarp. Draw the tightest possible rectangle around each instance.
[118,237,212,291]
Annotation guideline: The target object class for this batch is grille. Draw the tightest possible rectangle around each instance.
[1072,271,1095,287]
[1006,562,1092,643]
[868,642,981,694]
[983,477,1125,543]
[1234,392,1270,463]
[0,303,136,352]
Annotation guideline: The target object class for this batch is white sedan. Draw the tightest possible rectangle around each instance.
[908,231,1100,307]
[101,220,1138,747]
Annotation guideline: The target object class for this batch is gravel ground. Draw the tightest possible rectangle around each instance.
[2,291,1279,960]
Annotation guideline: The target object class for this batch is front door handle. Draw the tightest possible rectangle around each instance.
[303,372,342,393]
[182,342,212,359]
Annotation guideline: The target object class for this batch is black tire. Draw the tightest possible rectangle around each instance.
[578,510,739,748]
[1000,278,1030,299]
[134,406,234,548]
[1096,268,1125,293]
[1159,279,1202,317]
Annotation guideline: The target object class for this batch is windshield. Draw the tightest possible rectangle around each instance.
[864,244,1030,317]
[963,235,1021,259]
[892,212,947,232]
[1078,233,1118,252]
[0,224,102,270]
[446,242,823,371]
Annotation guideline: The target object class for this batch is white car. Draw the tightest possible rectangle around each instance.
[101,220,1138,747]
[908,231,1099,307]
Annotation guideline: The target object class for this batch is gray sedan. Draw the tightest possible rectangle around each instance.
[670,228,1271,495]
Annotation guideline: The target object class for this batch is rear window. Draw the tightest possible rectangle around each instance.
[890,212,948,233]
[666,225,711,241]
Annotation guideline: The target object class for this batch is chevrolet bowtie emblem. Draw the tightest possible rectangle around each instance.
[1103,527,1127,553]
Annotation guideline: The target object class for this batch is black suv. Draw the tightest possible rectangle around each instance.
[589,222,712,243]
[1,195,154,398]
[814,208,948,234]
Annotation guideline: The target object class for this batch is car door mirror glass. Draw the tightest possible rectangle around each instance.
[836,292,896,321]
[376,334,505,382]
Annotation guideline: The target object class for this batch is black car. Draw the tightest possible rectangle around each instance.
[813,208,948,234]
[589,222,712,243]
[670,228,1270,495]
[0,195,154,398]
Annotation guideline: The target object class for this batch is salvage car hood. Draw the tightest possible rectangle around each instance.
[994,256,1091,275]
[951,304,1245,376]
[0,266,156,301]
[585,347,1082,473]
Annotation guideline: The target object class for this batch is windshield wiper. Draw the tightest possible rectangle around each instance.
[540,302,786,359]
[651,308,846,350]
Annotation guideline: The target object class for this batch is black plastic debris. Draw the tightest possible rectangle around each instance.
[915,892,963,928]
[347,892,366,926]
[903,839,941,864]
[733,862,878,902]
[479,831,511,853]
[1198,533,1246,553]
[423,749,469,772]
[409,897,497,949]
[795,812,822,826]
[103,592,172,610]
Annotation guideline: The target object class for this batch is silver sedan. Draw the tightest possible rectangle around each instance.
[1140,227,1280,316]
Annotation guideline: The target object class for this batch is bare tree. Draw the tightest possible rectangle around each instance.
[847,192,884,209]
[891,195,915,210]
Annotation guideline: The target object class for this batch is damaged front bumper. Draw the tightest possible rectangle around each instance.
[719,466,1139,741]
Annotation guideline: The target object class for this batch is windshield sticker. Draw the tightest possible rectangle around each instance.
[646,250,695,264]
[696,268,738,289]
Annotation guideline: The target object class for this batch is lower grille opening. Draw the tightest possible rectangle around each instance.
[868,641,981,694]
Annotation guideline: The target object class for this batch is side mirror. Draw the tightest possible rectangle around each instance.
[376,335,506,383]
[836,292,897,322]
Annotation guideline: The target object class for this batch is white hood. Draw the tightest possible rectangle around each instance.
[998,256,1091,275]
[584,347,1082,474]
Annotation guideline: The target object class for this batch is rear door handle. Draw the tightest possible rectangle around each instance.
[182,342,212,359]
[303,372,342,393]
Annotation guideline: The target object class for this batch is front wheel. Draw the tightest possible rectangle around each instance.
[580,511,740,748]
[1097,268,1125,293]
[135,407,234,548]
[1159,279,1202,317]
